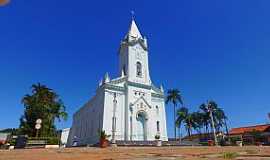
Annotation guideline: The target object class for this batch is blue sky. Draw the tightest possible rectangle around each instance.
[0,0,270,137]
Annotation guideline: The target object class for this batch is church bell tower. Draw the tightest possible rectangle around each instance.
[119,19,151,85]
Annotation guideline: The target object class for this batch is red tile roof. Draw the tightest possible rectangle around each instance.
[229,124,270,135]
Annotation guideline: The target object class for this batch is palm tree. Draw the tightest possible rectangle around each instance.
[20,83,68,137]
[199,103,211,134]
[176,107,197,137]
[199,101,228,136]
[166,89,183,140]
[185,112,198,137]
[214,108,227,133]
[176,107,188,140]
[192,112,205,134]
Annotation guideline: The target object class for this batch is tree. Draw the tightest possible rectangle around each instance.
[166,89,183,140]
[176,107,197,137]
[199,101,228,135]
[192,112,205,134]
[175,107,188,140]
[19,83,67,137]
[0,128,19,135]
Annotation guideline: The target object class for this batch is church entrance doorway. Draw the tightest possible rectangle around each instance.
[136,111,147,141]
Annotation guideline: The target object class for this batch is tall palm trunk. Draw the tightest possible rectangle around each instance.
[224,118,229,135]
[174,103,176,140]
[187,126,192,137]
[178,124,182,142]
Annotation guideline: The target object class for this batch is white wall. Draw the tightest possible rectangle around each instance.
[103,89,126,140]
[61,128,70,145]
[67,88,105,146]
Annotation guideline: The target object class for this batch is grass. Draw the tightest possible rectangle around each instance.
[245,149,258,154]
[222,152,238,159]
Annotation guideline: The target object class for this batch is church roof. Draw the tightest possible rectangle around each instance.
[125,19,142,39]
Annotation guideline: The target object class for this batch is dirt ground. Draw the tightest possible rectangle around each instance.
[0,146,270,160]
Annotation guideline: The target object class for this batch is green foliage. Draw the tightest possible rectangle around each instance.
[166,89,183,106]
[0,128,19,135]
[249,129,263,142]
[174,99,228,139]
[27,137,59,145]
[19,83,68,137]
[99,130,110,140]
[46,137,59,145]
[176,107,199,136]
[166,89,184,139]
[199,101,228,133]
[8,139,16,146]
[222,152,238,159]
[230,136,242,145]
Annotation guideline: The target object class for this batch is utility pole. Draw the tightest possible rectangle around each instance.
[207,102,218,146]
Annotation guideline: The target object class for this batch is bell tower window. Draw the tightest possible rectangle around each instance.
[136,61,142,77]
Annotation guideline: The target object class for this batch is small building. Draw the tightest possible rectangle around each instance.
[229,124,270,145]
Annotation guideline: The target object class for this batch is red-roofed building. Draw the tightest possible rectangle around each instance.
[229,124,270,145]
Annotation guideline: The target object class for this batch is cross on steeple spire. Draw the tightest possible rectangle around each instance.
[131,10,135,20]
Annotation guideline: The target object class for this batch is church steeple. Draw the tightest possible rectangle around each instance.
[125,19,142,39]
[119,18,151,85]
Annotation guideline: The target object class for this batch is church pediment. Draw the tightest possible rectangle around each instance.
[130,96,152,110]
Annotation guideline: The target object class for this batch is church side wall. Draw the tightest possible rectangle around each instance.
[103,89,126,140]
[67,88,105,146]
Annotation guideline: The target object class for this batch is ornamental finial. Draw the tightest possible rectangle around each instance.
[131,10,135,20]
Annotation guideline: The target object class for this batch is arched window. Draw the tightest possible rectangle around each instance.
[136,62,142,77]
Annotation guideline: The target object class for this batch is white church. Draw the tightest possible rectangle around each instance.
[67,18,168,146]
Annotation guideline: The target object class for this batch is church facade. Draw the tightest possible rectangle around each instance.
[67,19,168,146]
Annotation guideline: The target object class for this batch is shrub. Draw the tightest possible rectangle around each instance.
[46,137,59,145]
[27,137,59,145]
[230,137,242,145]
[99,130,110,140]
[222,152,238,159]
[8,139,16,146]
